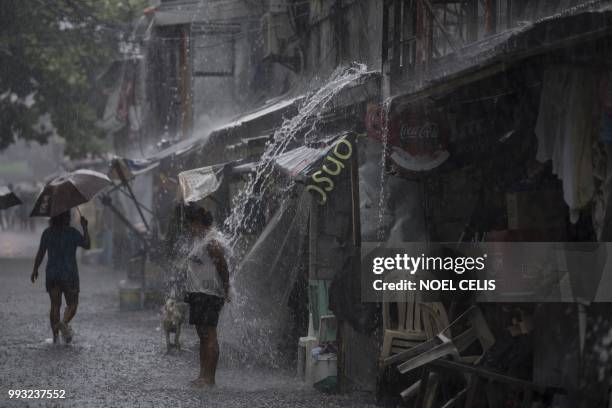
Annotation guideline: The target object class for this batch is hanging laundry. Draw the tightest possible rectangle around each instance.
[95,59,145,141]
[535,67,601,223]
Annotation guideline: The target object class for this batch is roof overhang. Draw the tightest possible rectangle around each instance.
[391,3,612,113]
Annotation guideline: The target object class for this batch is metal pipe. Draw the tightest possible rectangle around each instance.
[99,194,148,246]
[112,160,151,231]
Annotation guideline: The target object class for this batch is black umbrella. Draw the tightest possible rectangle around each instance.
[30,170,111,217]
[0,186,22,210]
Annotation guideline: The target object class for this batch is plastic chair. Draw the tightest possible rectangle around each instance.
[380,271,449,363]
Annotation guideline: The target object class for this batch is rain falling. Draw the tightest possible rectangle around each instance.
[3,1,612,407]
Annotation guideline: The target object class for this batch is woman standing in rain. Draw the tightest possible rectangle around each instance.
[183,204,231,387]
[31,210,90,344]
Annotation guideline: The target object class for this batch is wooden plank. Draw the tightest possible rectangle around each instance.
[400,379,421,400]
[193,71,234,77]
[383,335,441,367]
[397,341,458,374]
[415,366,431,408]
[430,360,549,392]
[439,388,467,408]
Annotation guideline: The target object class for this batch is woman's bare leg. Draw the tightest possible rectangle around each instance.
[62,290,78,324]
[194,324,208,381]
[192,325,218,386]
[203,326,219,385]
[48,288,61,342]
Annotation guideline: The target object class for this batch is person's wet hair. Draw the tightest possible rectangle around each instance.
[49,211,70,227]
[184,204,213,227]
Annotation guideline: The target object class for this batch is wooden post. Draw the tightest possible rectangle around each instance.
[415,0,425,75]
[350,133,361,248]
[336,134,362,394]
[466,0,478,43]
[179,25,192,138]
[485,0,497,35]
[113,160,150,232]
[337,318,345,393]
[391,0,402,80]
[309,195,318,281]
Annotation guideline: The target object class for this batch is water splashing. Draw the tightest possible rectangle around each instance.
[376,98,392,241]
[223,63,369,248]
[216,63,370,366]
[162,65,372,366]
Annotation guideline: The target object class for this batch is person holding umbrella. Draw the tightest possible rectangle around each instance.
[29,169,110,344]
[31,210,91,343]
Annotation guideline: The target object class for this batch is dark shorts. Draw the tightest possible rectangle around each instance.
[186,292,224,327]
[46,280,79,305]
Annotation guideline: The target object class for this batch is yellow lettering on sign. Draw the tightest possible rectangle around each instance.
[333,137,353,160]
[312,170,334,192]
[306,185,327,204]
[306,136,354,205]
[322,155,345,175]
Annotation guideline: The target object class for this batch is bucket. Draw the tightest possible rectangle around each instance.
[119,287,142,311]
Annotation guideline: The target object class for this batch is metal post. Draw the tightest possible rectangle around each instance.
[113,160,150,231]
[350,134,361,248]
[99,195,148,246]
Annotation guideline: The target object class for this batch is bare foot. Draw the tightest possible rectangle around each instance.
[191,378,215,387]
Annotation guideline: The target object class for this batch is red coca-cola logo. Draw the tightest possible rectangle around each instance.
[366,103,448,157]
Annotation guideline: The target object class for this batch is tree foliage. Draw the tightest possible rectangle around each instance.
[0,0,147,157]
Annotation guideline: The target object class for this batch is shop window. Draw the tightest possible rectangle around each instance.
[190,23,239,124]
[431,0,509,58]
[431,1,469,59]
[148,25,185,137]
[383,0,416,81]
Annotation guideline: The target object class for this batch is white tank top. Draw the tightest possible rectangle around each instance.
[186,236,224,298]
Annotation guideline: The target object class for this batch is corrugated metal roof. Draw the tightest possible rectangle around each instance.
[275,144,334,179]
[274,133,349,180]
[392,1,612,110]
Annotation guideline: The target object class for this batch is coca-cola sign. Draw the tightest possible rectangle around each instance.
[399,121,440,154]
[366,103,450,171]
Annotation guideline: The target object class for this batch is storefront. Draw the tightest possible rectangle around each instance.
[368,4,612,405]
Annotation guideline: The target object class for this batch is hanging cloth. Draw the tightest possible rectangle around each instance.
[535,67,600,223]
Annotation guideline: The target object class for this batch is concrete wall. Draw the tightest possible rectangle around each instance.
[187,0,383,132]
[304,0,382,84]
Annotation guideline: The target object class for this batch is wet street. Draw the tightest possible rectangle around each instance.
[0,231,375,408]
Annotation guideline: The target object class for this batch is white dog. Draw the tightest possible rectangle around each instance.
[161,298,187,352]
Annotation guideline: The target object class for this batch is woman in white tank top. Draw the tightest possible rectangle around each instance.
[182,204,230,387]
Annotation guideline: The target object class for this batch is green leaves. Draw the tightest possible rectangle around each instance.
[0,0,146,157]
